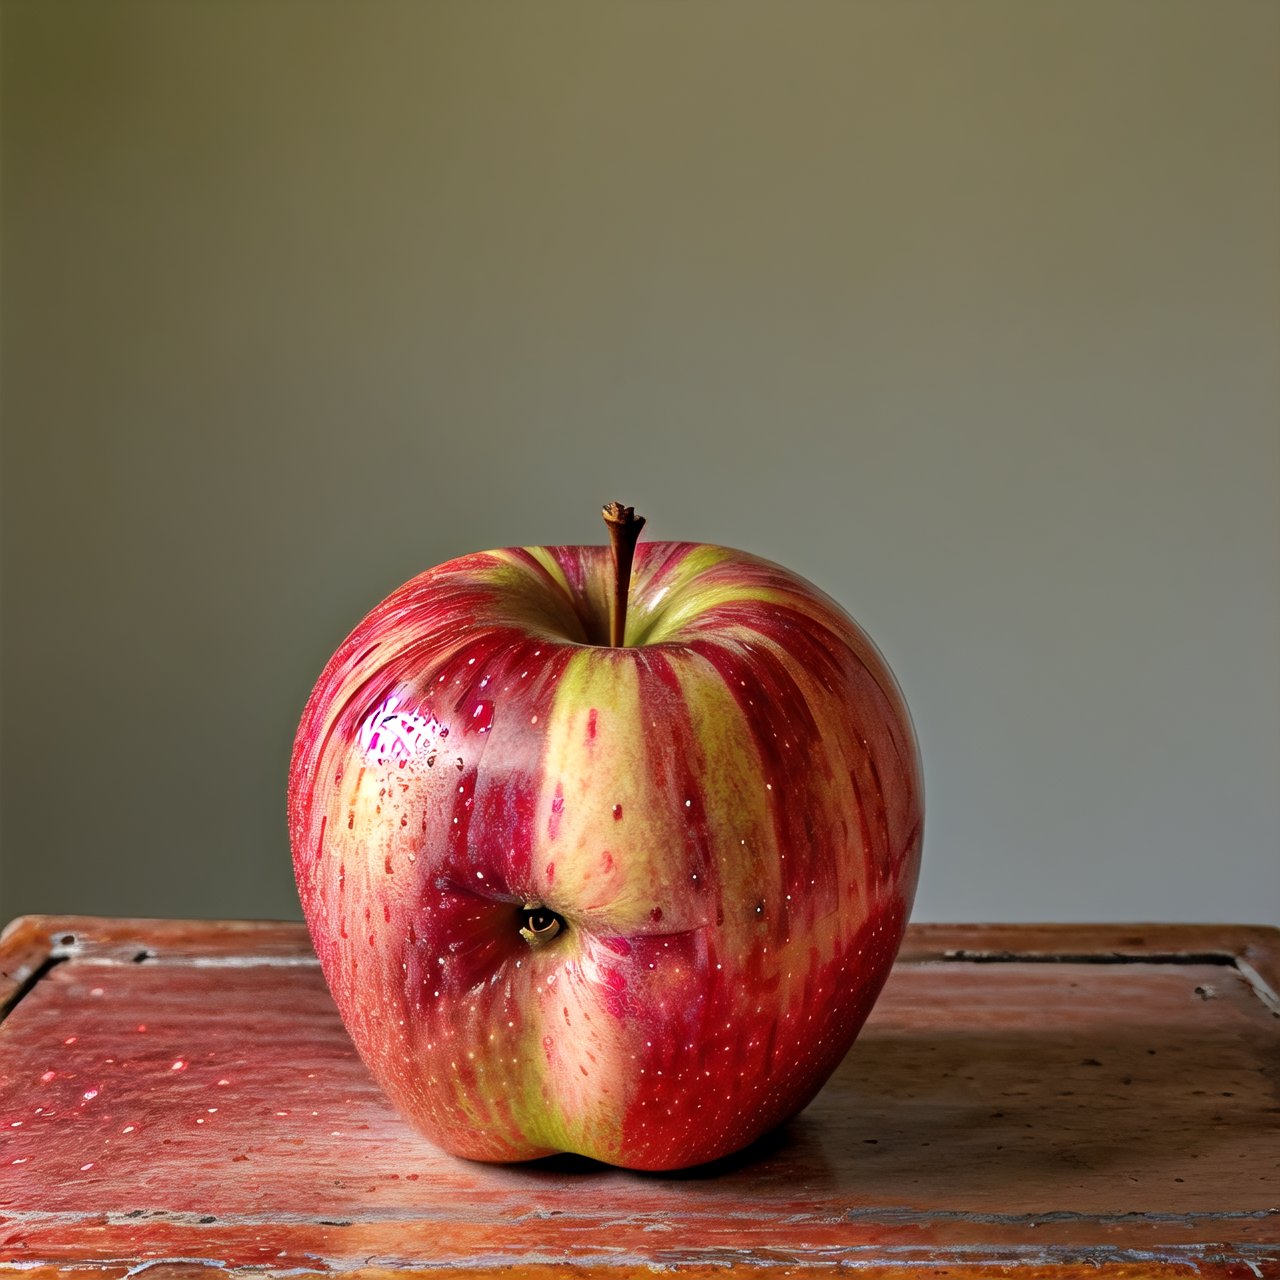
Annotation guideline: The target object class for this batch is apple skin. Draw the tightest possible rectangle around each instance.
[288,541,922,1171]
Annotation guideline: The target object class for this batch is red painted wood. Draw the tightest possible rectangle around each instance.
[0,916,1277,1278]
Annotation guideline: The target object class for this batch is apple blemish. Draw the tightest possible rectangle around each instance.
[518,904,565,945]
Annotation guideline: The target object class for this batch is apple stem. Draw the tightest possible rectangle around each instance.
[602,502,646,647]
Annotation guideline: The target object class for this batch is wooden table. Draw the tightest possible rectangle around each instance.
[0,917,1276,1278]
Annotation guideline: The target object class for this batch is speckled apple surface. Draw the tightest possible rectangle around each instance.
[287,541,923,1171]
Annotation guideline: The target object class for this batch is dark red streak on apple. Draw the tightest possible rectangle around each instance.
[687,600,918,904]
[550,628,840,1165]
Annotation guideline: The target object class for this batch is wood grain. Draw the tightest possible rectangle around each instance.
[1,916,1276,1278]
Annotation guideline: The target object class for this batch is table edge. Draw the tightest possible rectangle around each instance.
[4,914,1277,1016]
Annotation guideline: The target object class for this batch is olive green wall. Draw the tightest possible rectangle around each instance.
[2,1,1277,924]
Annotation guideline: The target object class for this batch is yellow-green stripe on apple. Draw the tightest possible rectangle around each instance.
[288,505,923,1170]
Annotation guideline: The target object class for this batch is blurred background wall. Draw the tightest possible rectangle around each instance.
[2,0,1277,925]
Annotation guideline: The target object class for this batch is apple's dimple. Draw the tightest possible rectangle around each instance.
[288,538,922,1170]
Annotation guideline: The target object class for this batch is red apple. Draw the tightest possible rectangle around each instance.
[288,506,922,1170]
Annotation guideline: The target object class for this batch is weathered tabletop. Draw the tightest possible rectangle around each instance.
[0,918,1276,1279]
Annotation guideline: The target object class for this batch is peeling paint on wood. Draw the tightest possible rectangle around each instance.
[1,916,1277,1278]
